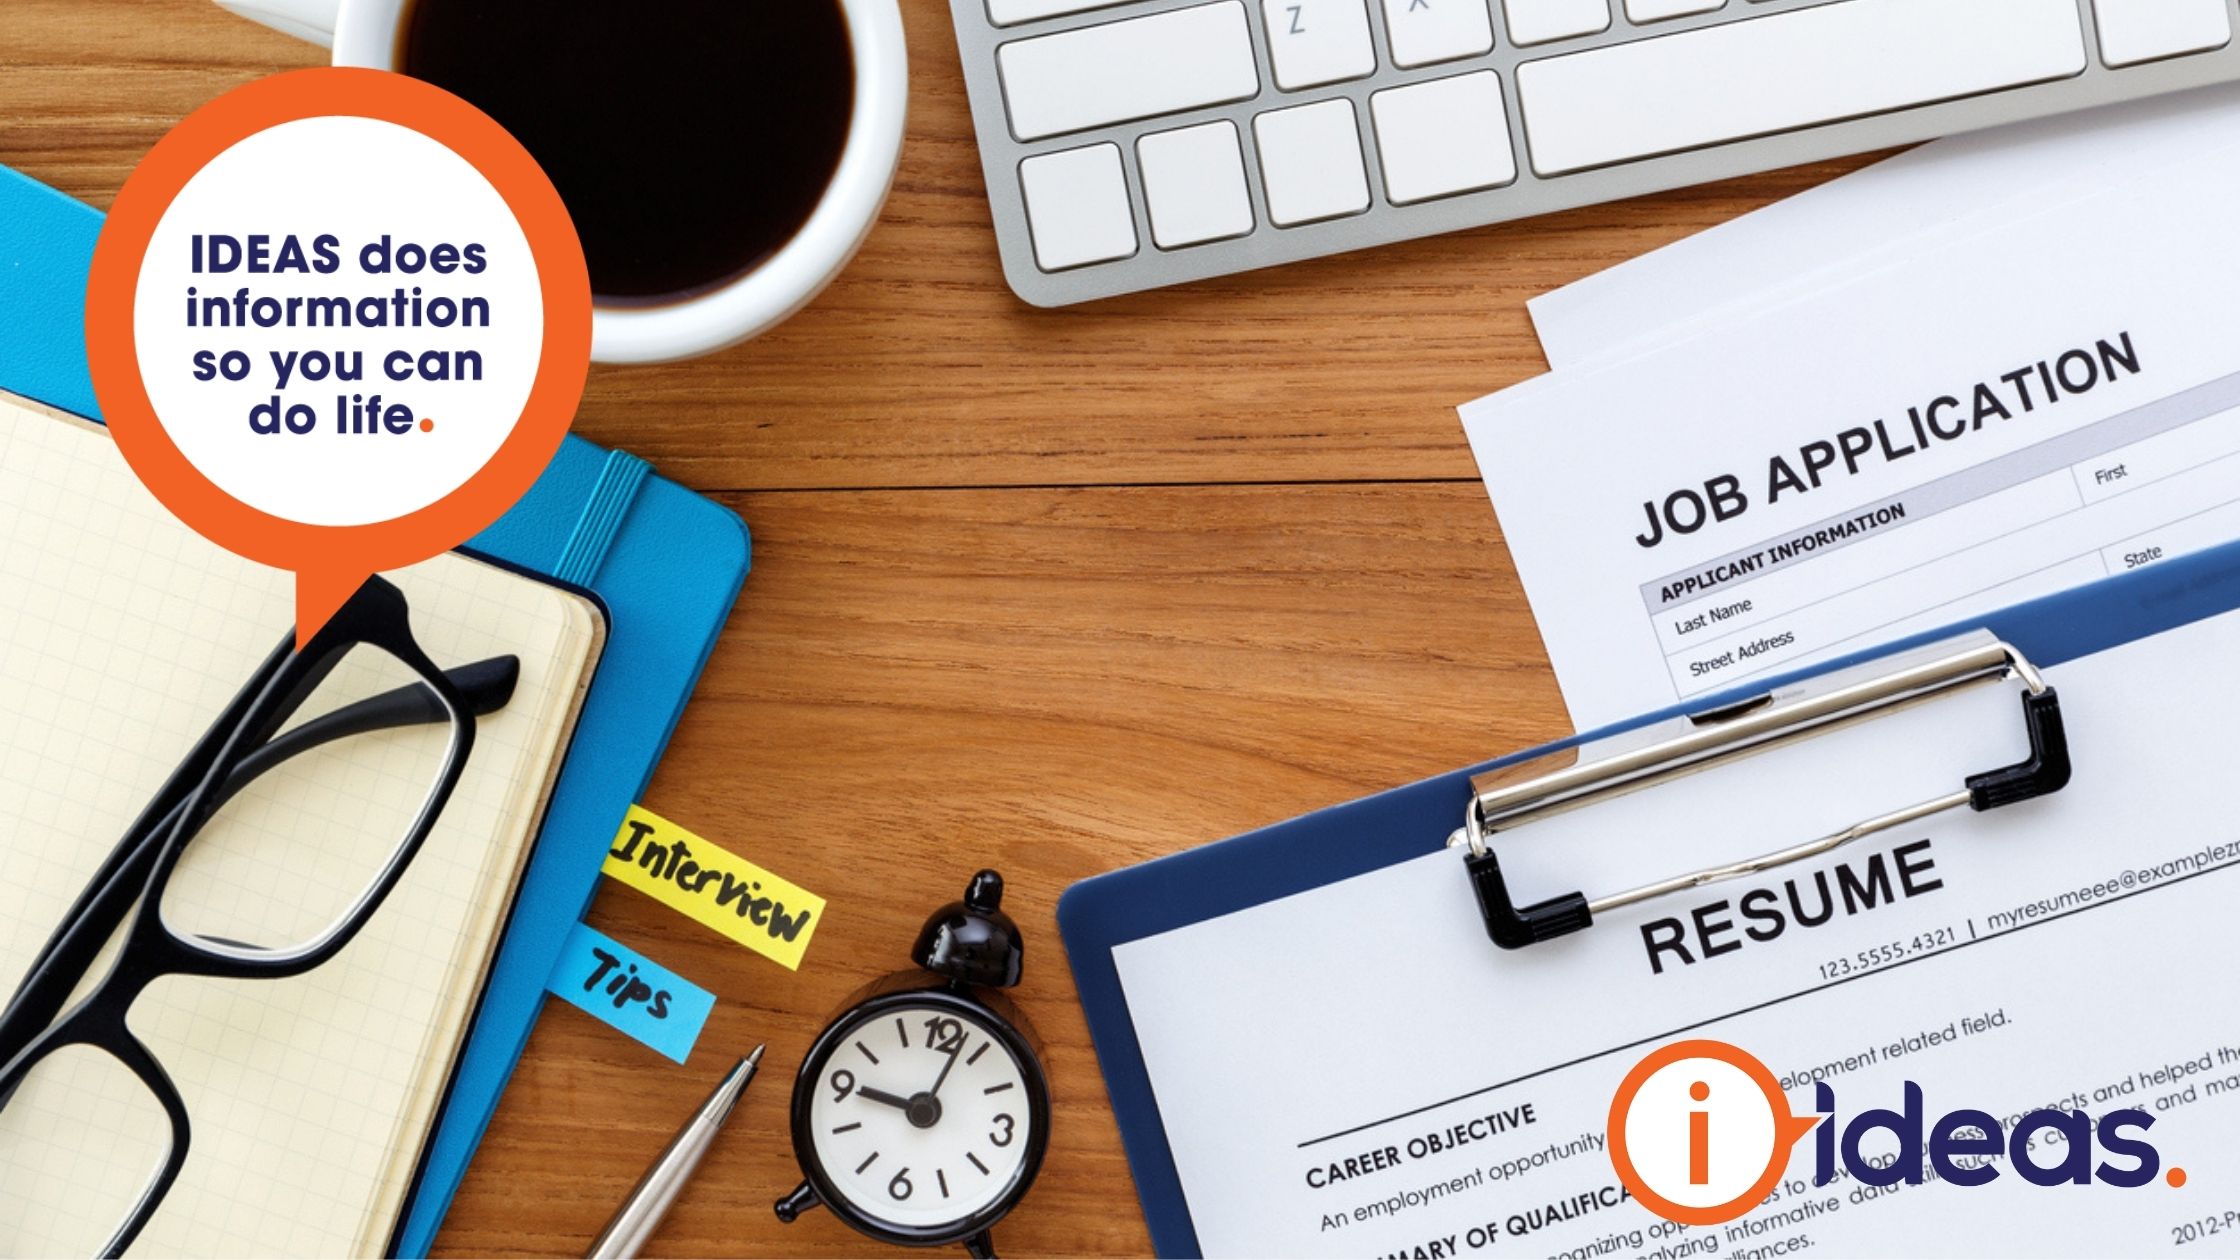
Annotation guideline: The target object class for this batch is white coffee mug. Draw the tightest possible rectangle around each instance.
[214,0,907,364]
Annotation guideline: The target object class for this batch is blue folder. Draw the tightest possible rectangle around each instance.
[0,164,750,1256]
[1060,540,2240,1257]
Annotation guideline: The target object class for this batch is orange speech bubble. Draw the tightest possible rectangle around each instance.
[1608,1039,1821,1227]
[86,67,591,644]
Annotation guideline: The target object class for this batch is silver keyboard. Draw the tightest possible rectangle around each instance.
[948,0,2240,306]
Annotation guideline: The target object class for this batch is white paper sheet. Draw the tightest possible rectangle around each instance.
[1116,616,2240,1257]
[1462,139,2240,731]
[1528,83,2240,371]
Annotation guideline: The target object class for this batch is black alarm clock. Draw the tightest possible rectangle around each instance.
[775,870,1050,1258]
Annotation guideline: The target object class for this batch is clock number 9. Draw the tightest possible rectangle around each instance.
[889,1167,914,1201]
[991,1113,1016,1147]
[829,1069,856,1104]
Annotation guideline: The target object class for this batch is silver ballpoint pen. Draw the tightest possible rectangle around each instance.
[587,1046,765,1259]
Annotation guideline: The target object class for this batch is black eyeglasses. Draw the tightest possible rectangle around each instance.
[0,575,519,1257]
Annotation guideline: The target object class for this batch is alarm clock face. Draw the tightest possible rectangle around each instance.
[800,991,1044,1238]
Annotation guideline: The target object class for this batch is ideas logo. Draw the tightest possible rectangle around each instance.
[1607,1040,2184,1227]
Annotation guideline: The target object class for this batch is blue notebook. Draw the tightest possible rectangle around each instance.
[0,164,749,1256]
[1061,542,2240,1256]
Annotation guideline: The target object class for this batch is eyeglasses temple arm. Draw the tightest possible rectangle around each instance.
[228,646,517,759]
[247,654,518,757]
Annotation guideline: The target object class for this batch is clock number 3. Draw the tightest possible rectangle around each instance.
[990,1113,1016,1147]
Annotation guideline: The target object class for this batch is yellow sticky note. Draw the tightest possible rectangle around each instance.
[602,806,826,969]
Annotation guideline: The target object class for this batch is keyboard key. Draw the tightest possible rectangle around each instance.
[1626,0,1722,22]
[997,3,1261,141]
[1518,0,2088,176]
[1370,71,1517,203]
[1138,122,1256,248]
[985,0,1130,28]
[1381,0,1495,68]
[1019,144,1138,270]
[1254,99,1372,225]
[1264,0,1378,89]
[1502,0,1609,47]
[2093,0,2232,68]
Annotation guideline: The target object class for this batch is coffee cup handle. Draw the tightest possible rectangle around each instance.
[209,0,341,49]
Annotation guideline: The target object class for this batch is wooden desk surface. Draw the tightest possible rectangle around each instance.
[3,3,1878,1253]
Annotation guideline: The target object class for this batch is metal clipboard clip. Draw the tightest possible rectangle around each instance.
[1448,631,2071,950]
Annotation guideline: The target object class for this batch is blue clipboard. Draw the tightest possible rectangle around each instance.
[1058,541,2240,1257]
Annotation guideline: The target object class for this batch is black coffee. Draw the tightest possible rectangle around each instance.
[402,0,855,300]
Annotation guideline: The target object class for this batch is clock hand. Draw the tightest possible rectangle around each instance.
[928,1038,965,1098]
[855,1085,913,1111]
[859,1082,945,1130]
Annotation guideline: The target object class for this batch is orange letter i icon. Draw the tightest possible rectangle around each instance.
[1689,1080,1711,1184]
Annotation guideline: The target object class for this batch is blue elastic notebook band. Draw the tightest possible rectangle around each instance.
[555,450,651,586]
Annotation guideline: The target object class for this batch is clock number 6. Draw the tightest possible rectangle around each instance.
[991,1113,1016,1147]
[889,1167,914,1200]
[829,1069,855,1104]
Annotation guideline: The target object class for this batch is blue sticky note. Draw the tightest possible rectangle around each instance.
[547,923,715,1064]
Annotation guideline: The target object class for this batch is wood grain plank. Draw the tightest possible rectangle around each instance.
[0,0,1882,492]
[0,4,1864,1255]
[432,482,1570,1257]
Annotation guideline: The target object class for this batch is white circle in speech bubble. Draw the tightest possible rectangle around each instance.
[131,114,544,528]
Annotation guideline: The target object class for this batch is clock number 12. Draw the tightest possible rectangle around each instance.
[922,1015,966,1054]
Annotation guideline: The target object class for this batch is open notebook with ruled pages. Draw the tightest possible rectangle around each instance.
[0,388,603,1255]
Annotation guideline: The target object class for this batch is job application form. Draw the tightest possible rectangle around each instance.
[1113,614,2240,1257]
[1527,84,2240,373]
[1463,150,2240,731]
